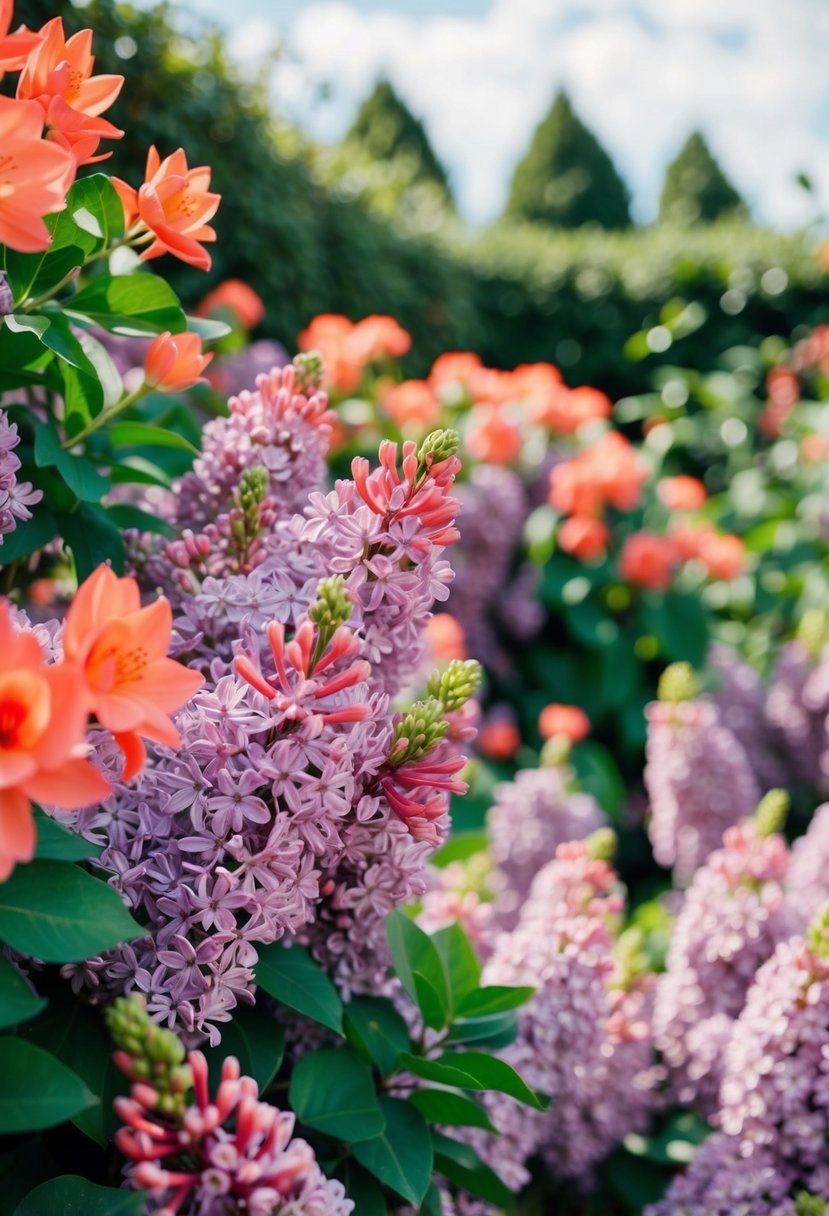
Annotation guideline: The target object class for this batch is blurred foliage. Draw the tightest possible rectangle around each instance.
[659,131,747,225]
[504,90,632,231]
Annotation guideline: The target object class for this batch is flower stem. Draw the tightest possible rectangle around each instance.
[63,383,148,450]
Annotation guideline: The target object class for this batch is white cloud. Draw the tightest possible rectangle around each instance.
[230,0,829,229]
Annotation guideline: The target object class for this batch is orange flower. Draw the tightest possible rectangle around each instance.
[63,565,205,781]
[348,315,411,363]
[0,604,111,881]
[478,716,521,761]
[619,532,678,590]
[423,613,467,663]
[144,331,212,393]
[0,0,40,76]
[0,95,75,252]
[428,351,482,400]
[558,514,609,561]
[550,431,648,517]
[298,314,362,394]
[197,279,265,330]
[112,146,220,272]
[465,405,523,465]
[657,475,708,512]
[16,17,123,164]
[381,380,441,433]
[697,530,746,581]
[539,703,590,744]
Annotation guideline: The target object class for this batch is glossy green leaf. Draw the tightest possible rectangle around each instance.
[185,315,233,341]
[432,1131,514,1208]
[206,1004,285,1094]
[0,509,58,565]
[0,860,141,963]
[33,813,102,862]
[34,426,110,503]
[0,958,45,1031]
[59,504,125,580]
[352,1097,433,1205]
[642,591,709,667]
[105,504,175,537]
[344,996,411,1076]
[0,1039,95,1132]
[3,245,84,308]
[456,986,534,1018]
[409,1087,497,1131]
[386,909,450,1030]
[431,923,481,1012]
[47,174,125,256]
[14,1176,143,1216]
[289,1048,384,1142]
[67,275,186,335]
[255,944,343,1034]
[339,1163,387,1216]
[398,1051,545,1109]
[444,1009,520,1050]
[108,421,199,455]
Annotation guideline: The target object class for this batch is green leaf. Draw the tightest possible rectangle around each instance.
[398,1051,545,1110]
[421,1182,445,1216]
[255,944,343,1035]
[48,174,125,256]
[0,509,58,565]
[289,1048,385,1142]
[108,421,199,455]
[0,1039,95,1132]
[185,315,233,342]
[60,361,101,433]
[33,813,102,862]
[105,504,175,537]
[70,328,124,410]
[14,1176,143,1216]
[456,986,534,1017]
[25,1005,121,1147]
[339,1163,387,1216]
[0,860,142,963]
[59,504,125,580]
[431,923,481,1013]
[0,958,45,1031]
[206,1004,285,1094]
[409,1087,497,1132]
[386,909,450,1030]
[432,1131,514,1208]
[642,591,709,667]
[444,1010,520,1050]
[431,832,488,868]
[344,996,411,1076]
[3,245,84,307]
[34,425,111,503]
[352,1097,433,1205]
[67,275,186,335]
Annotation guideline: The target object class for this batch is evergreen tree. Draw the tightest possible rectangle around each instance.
[344,79,454,206]
[505,90,631,230]
[659,131,747,224]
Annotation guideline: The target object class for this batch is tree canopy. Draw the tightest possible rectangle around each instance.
[659,131,747,224]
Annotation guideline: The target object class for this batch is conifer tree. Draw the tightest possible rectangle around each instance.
[505,90,631,230]
[659,131,747,224]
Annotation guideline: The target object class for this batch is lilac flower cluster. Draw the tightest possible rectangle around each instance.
[447,465,542,672]
[645,1132,797,1216]
[788,802,829,924]
[767,636,829,794]
[486,757,606,931]
[460,837,657,1192]
[644,663,761,884]
[652,800,796,1114]
[709,643,789,792]
[0,409,41,545]
[57,360,473,1041]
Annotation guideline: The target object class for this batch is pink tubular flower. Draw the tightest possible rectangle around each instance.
[16,17,123,164]
[380,750,468,845]
[115,1049,353,1216]
[112,146,220,271]
[351,436,461,555]
[144,331,213,393]
[0,95,75,252]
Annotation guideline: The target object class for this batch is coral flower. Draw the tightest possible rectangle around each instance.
[428,351,483,400]
[619,531,678,590]
[112,146,220,272]
[558,514,609,561]
[657,475,708,512]
[349,314,411,363]
[297,314,362,394]
[144,331,212,393]
[63,565,205,780]
[197,279,265,330]
[381,380,441,432]
[424,613,467,663]
[0,605,110,881]
[0,96,75,252]
[465,405,523,465]
[16,17,123,164]
[539,702,591,744]
[696,531,747,581]
[0,1,40,76]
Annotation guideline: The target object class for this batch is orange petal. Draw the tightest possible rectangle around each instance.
[21,757,111,810]
[0,787,35,878]
[132,657,204,713]
[114,731,146,782]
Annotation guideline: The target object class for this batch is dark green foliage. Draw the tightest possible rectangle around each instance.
[659,131,747,224]
[505,90,631,230]
[345,79,454,205]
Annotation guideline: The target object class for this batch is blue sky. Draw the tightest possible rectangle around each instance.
[178,0,829,229]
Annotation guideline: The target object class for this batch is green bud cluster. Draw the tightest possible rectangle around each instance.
[416,428,460,479]
[753,789,789,838]
[586,826,617,862]
[657,661,698,704]
[231,465,270,552]
[614,927,649,988]
[293,351,325,393]
[105,994,192,1117]
[308,575,352,668]
[540,736,571,768]
[795,1194,827,1216]
[390,697,449,766]
[427,659,482,713]
[807,904,829,960]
